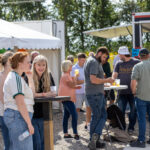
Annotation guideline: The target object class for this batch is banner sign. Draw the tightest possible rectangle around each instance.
[132,48,139,57]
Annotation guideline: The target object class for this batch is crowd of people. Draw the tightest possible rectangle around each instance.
[0,51,56,150]
[62,46,150,149]
[0,46,150,150]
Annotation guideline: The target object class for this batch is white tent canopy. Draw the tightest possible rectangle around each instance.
[83,24,150,39]
[0,19,61,49]
[84,24,132,38]
[0,19,63,109]
[0,32,13,48]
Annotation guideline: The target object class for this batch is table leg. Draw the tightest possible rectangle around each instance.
[115,90,120,104]
[105,90,111,101]
[43,102,54,150]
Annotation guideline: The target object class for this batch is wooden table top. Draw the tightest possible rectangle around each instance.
[34,96,70,102]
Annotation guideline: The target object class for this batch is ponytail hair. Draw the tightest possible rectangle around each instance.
[0,51,13,66]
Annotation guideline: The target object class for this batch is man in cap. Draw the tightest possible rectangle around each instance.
[84,47,114,150]
[112,46,140,134]
[130,48,150,148]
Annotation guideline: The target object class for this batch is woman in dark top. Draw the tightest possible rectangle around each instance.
[32,55,56,150]
[102,56,115,104]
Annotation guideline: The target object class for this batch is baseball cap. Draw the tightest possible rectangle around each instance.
[118,46,130,55]
[139,48,149,56]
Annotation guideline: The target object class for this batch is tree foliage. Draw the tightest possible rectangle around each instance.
[52,0,119,53]
[0,0,50,21]
[118,0,150,49]
[1,0,150,53]
[89,0,119,51]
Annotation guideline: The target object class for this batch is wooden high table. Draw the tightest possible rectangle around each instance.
[34,96,70,150]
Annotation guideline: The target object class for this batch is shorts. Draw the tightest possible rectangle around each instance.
[75,94,89,108]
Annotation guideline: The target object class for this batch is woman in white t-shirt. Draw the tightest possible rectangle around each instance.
[3,52,35,150]
[0,51,13,150]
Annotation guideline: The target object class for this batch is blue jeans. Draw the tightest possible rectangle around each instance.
[118,94,136,130]
[135,97,150,142]
[62,101,78,134]
[86,93,107,139]
[32,118,44,150]
[0,116,10,150]
[4,109,33,150]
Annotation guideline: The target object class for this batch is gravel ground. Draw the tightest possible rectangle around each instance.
[0,128,3,150]
[53,110,129,150]
[53,108,150,150]
[0,108,150,150]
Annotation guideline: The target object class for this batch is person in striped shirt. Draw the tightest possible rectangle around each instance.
[3,52,35,150]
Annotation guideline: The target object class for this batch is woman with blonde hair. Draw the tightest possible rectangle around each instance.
[0,51,13,150]
[3,52,35,150]
[58,60,81,140]
[32,55,56,150]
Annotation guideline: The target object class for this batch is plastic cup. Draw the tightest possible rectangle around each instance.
[112,82,115,86]
[50,86,56,92]
[115,79,120,86]
[75,69,79,76]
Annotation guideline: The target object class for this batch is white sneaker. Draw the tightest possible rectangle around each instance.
[87,123,90,131]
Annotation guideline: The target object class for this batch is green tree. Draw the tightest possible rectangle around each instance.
[141,0,150,42]
[89,0,119,52]
[51,0,119,53]
[52,0,76,53]
[119,0,150,46]
[68,0,92,52]
[119,0,141,23]
[0,0,50,21]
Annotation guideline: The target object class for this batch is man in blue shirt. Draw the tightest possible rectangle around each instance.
[72,53,87,112]
[71,53,92,129]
